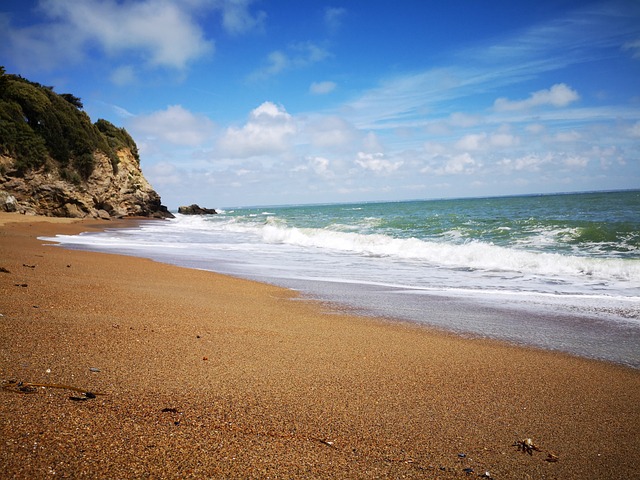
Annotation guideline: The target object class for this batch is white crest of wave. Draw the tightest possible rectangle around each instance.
[254,221,639,281]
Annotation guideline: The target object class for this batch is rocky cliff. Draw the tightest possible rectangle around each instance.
[0,148,172,218]
[0,67,172,219]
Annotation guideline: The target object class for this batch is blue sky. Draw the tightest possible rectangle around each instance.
[1,0,639,208]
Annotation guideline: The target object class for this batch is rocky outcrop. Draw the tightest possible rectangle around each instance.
[178,204,217,215]
[0,190,18,212]
[0,150,173,219]
[0,68,173,219]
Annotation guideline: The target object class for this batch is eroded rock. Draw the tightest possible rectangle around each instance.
[178,204,218,215]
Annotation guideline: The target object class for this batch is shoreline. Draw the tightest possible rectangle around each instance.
[35,213,640,369]
[1,212,639,478]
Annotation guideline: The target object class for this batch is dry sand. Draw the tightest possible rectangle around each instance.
[1,211,639,479]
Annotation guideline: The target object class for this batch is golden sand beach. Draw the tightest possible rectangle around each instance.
[1,212,639,478]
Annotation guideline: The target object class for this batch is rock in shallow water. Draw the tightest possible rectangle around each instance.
[178,204,217,215]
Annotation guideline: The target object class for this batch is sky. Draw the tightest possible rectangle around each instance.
[1,0,639,208]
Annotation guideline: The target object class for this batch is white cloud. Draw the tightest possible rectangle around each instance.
[590,145,624,169]
[425,122,451,136]
[629,121,640,137]
[249,42,330,80]
[554,130,581,142]
[494,83,580,111]
[260,51,290,77]
[36,0,213,70]
[2,0,264,74]
[564,155,588,168]
[294,42,330,64]
[112,104,136,119]
[421,152,479,176]
[146,161,182,187]
[423,142,447,156]
[110,65,137,86]
[130,105,216,146]
[490,132,519,148]
[442,153,478,174]
[218,0,266,35]
[310,81,337,95]
[623,39,640,59]
[498,154,552,172]
[324,7,347,33]
[362,132,384,152]
[307,156,334,178]
[455,133,486,151]
[307,116,357,149]
[526,123,546,134]
[218,102,297,157]
[448,112,482,128]
[355,152,402,174]
[499,152,588,171]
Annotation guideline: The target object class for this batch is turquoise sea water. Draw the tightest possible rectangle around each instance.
[44,190,640,366]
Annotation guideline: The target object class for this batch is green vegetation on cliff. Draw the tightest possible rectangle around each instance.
[0,66,136,179]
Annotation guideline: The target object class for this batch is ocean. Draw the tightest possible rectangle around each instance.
[42,190,640,367]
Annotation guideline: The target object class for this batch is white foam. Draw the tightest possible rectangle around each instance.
[217,218,640,283]
[41,213,640,305]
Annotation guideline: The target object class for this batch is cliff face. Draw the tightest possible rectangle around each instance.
[0,68,172,219]
[0,149,171,218]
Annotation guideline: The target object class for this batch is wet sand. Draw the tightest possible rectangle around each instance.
[1,212,639,479]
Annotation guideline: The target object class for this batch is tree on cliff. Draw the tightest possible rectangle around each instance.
[0,67,132,178]
[0,66,172,219]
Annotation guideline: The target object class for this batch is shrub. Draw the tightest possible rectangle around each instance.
[0,67,139,179]
[0,99,48,172]
[95,118,139,162]
[60,167,82,184]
